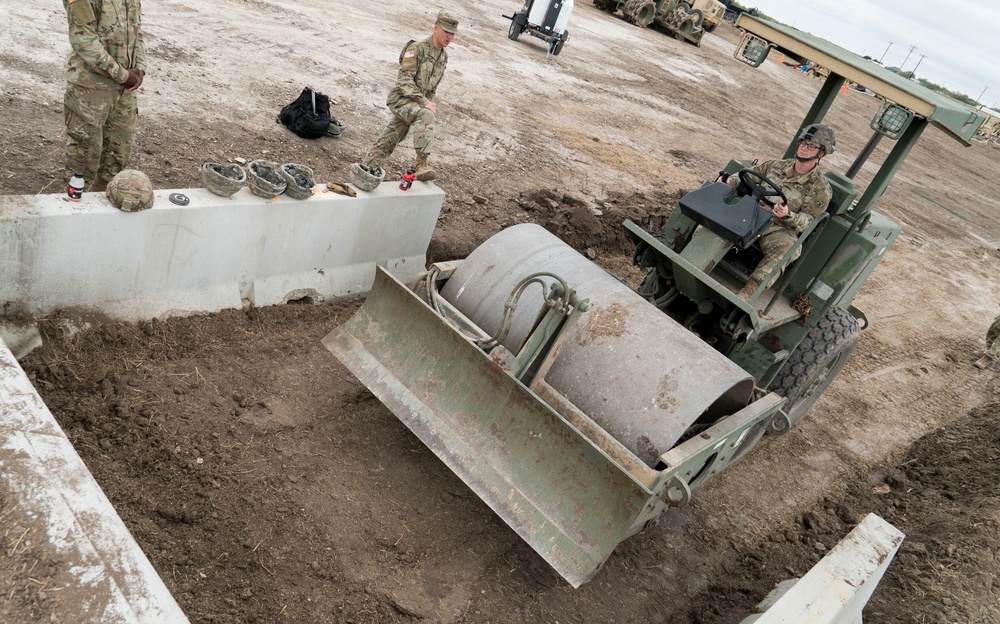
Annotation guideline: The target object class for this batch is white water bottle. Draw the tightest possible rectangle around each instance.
[68,172,84,201]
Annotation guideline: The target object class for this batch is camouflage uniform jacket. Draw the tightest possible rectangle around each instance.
[63,0,146,89]
[745,158,832,235]
[386,37,448,109]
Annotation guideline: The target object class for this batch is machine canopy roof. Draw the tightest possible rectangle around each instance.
[736,14,986,145]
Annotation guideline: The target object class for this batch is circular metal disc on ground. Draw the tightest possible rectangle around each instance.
[168,193,190,206]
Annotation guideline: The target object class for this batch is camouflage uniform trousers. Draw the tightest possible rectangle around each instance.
[64,82,138,191]
[362,101,435,169]
[751,228,800,288]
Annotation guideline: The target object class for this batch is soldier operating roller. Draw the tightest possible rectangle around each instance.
[723,123,835,300]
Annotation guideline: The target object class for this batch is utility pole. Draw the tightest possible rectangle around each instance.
[976,86,988,109]
[911,54,927,79]
[900,45,917,71]
[878,41,893,64]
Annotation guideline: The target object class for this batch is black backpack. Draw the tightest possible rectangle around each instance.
[277,87,331,139]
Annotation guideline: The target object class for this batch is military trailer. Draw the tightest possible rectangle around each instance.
[593,0,723,46]
[504,0,574,57]
[694,0,726,32]
[324,15,986,587]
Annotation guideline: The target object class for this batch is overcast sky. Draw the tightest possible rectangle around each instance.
[742,0,998,108]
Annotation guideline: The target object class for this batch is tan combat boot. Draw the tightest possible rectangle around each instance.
[414,155,436,181]
[737,277,762,301]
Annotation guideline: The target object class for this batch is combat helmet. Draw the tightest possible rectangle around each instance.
[246,160,287,198]
[106,169,154,212]
[201,162,247,197]
[798,123,835,154]
[279,163,316,200]
[348,162,385,192]
[326,117,345,138]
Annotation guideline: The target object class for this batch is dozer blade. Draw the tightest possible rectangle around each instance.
[323,267,658,587]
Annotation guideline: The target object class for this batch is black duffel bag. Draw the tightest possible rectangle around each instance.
[277,87,331,139]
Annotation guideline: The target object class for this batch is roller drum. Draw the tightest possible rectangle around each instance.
[440,224,754,466]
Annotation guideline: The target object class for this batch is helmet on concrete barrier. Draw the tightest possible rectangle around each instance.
[349,162,385,192]
[106,169,154,212]
[247,160,287,198]
[201,162,247,197]
[279,163,316,200]
[798,123,835,154]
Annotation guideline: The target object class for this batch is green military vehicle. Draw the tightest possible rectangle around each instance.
[695,0,727,32]
[594,0,724,46]
[324,15,987,587]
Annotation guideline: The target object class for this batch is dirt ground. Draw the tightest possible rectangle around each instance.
[2,0,1000,622]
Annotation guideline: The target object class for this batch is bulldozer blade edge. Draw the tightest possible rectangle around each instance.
[323,267,661,587]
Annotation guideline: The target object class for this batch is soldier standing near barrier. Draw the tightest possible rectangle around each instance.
[350,11,458,191]
[723,124,835,300]
[62,0,146,192]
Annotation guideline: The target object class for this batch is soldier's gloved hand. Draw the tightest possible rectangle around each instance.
[123,68,144,91]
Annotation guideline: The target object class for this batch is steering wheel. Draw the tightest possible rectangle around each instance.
[736,168,788,207]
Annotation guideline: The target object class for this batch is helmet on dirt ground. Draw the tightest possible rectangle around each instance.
[798,123,836,154]
[106,169,154,212]
[326,117,345,138]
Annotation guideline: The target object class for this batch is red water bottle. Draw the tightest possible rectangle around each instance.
[399,168,415,191]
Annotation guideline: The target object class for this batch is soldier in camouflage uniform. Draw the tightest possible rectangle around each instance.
[726,124,835,300]
[62,0,146,192]
[358,11,458,182]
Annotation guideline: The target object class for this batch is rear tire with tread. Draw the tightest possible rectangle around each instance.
[552,35,566,56]
[508,19,521,41]
[768,307,860,428]
[623,0,656,27]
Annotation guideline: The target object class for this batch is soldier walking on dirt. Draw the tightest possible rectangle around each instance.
[62,0,146,192]
[350,11,457,190]
[724,124,835,300]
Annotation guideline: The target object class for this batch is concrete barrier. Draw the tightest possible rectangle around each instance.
[0,183,444,320]
[741,513,905,624]
[1,336,190,622]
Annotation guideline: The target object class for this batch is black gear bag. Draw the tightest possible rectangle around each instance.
[277,87,331,139]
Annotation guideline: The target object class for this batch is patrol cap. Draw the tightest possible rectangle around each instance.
[436,11,458,34]
[106,169,154,212]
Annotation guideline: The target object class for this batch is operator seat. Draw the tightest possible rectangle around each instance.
[823,171,857,216]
